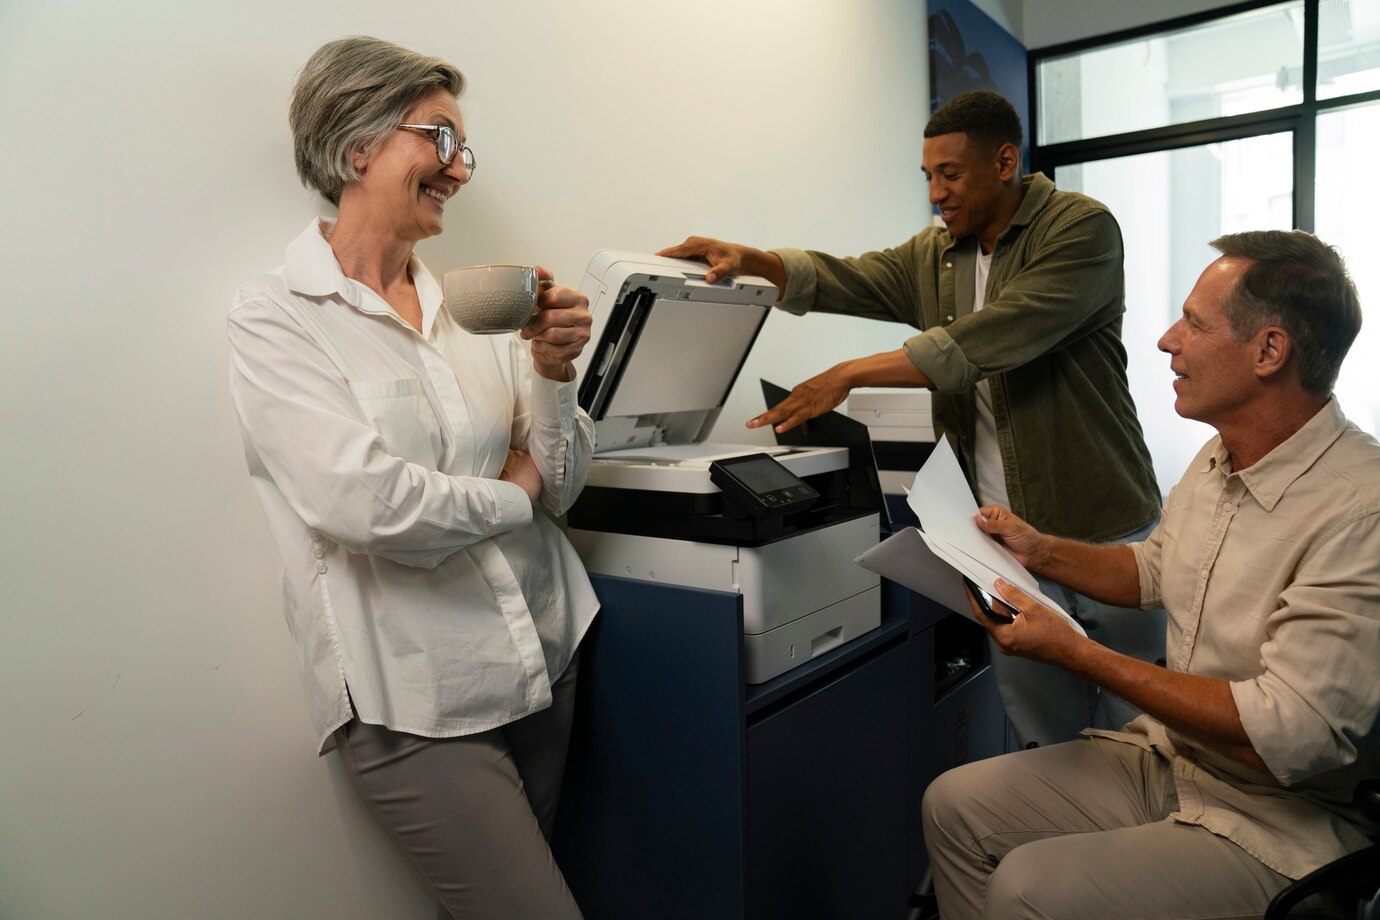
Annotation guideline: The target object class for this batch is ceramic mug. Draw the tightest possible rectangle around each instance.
[442,264,542,334]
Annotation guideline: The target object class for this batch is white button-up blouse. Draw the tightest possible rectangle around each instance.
[228,219,598,753]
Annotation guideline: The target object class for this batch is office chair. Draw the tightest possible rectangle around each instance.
[907,867,937,920]
[1264,779,1380,920]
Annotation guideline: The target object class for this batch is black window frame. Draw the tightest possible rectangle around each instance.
[1028,0,1380,232]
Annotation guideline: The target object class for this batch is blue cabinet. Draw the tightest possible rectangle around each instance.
[747,641,911,918]
[553,572,1004,919]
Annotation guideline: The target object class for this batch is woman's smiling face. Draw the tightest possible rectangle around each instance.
[350,88,471,242]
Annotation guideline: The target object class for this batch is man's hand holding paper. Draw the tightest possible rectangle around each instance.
[973,504,1049,572]
[855,438,1087,637]
[969,577,1086,663]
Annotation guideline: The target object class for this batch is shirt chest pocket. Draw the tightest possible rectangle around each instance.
[348,377,444,470]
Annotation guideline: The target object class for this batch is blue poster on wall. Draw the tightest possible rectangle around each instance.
[928,0,1029,167]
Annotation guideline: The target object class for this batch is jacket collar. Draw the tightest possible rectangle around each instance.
[940,171,1055,256]
[1006,172,1055,233]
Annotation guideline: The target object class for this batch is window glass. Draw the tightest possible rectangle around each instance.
[1058,133,1294,492]
[1037,2,1304,146]
[1316,101,1380,435]
[1318,0,1380,98]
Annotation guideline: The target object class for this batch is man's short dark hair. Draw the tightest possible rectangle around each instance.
[924,90,1023,152]
[1211,230,1362,398]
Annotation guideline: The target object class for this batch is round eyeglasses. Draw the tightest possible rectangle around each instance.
[396,124,476,174]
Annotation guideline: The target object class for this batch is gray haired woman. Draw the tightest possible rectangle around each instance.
[227,36,595,918]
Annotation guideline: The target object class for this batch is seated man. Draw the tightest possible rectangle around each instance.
[922,229,1379,920]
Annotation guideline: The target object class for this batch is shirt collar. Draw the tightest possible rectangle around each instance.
[283,218,442,336]
[284,218,346,297]
[1206,399,1347,511]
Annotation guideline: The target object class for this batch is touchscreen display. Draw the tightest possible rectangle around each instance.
[729,457,803,493]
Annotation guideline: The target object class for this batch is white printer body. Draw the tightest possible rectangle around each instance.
[846,390,937,495]
[566,251,881,684]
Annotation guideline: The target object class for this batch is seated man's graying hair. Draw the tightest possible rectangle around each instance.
[290,36,465,206]
[1211,230,1362,398]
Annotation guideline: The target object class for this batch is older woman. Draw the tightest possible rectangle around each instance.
[227,36,595,918]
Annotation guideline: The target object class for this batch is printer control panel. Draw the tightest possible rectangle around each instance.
[709,453,820,520]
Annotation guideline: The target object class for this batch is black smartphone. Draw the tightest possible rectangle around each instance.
[962,576,1015,624]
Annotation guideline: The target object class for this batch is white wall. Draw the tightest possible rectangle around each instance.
[0,1,926,917]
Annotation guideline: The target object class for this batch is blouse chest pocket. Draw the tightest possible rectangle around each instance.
[348,377,444,470]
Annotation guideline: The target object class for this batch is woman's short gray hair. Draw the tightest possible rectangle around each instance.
[290,36,465,206]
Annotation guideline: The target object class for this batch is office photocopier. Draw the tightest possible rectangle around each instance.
[565,250,882,684]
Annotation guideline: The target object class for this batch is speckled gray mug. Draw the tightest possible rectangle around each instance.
[442,264,541,334]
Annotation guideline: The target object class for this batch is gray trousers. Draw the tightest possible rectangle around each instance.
[921,736,1290,920]
[994,521,1167,749]
[334,653,583,920]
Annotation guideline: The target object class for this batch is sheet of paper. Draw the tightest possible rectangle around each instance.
[921,531,1033,599]
[855,527,1084,635]
[919,532,1082,633]
[906,439,1039,594]
[854,437,1085,636]
[854,526,971,617]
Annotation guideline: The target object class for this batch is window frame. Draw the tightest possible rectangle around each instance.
[1028,0,1380,231]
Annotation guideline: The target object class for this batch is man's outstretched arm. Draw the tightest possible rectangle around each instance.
[747,349,933,433]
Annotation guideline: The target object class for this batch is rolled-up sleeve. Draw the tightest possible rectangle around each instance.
[1130,527,1165,609]
[1232,512,1380,786]
[774,248,819,311]
[228,298,532,568]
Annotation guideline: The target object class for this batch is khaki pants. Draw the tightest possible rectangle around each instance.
[335,653,583,920]
[921,736,1290,920]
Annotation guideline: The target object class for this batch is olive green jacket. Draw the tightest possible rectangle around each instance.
[775,172,1161,542]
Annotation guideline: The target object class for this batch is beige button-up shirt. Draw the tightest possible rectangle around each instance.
[1093,399,1380,878]
[229,220,598,754]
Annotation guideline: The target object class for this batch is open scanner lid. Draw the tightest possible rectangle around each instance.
[573,250,778,453]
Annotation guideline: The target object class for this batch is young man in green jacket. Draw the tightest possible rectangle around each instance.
[661,90,1163,749]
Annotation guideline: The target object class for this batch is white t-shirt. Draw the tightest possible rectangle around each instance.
[972,249,1011,508]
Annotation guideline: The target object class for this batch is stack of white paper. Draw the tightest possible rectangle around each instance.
[855,439,1086,635]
